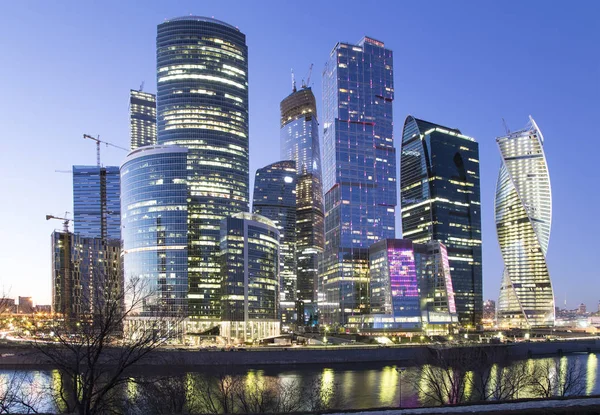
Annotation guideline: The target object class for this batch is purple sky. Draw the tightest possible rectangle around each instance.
[1,1,598,310]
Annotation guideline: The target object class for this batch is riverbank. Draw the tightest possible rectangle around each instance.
[1,338,599,368]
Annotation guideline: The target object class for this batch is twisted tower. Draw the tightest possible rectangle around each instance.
[496,116,554,328]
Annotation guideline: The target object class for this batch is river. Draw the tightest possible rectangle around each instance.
[1,353,598,413]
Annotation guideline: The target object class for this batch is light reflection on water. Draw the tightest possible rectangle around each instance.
[0,353,598,413]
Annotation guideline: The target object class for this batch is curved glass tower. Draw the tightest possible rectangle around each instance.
[400,116,482,326]
[252,160,297,324]
[496,116,554,328]
[120,145,189,316]
[280,86,324,324]
[156,17,249,321]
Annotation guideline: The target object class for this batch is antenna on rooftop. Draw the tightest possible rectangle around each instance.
[291,69,296,92]
[502,118,510,134]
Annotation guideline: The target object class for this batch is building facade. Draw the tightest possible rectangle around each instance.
[496,116,554,328]
[51,231,121,318]
[120,145,189,316]
[130,90,157,150]
[219,213,280,341]
[414,241,458,332]
[321,36,396,325]
[73,166,121,240]
[365,239,421,330]
[252,160,297,325]
[400,116,482,327]
[156,16,249,322]
[280,86,324,323]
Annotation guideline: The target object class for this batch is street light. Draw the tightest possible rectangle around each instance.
[395,366,406,408]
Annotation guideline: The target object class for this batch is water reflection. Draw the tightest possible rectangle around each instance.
[0,353,598,413]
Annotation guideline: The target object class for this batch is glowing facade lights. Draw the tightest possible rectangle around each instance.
[496,116,554,328]
[129,90,156,150]
[156,17,249,321]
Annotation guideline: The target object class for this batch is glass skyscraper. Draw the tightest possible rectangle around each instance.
[72,166,121,240]
[219,213,280,341]
[321,37,396,325]
[156,17,249,321]
[280,86,324,323]
[129,90,157,150]
[496,116,554,328]
[400,116,482,326]
[120,145,189,316]
[252,160,297,325]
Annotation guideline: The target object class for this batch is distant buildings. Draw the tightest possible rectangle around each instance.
[321,36,396,325]
[120,145,189,316]
[156,16,249,324]
[280,85,324,324]
[483,299,496,322]
[219,213,280,341]
[400,116,482,327]
[496,116,554,328]
[17,297,33,314]
[252,161,297,325]
[129,90,157,150]
[73,166,121,240]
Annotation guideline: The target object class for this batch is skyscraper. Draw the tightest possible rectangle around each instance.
[72,166,121,240]
[321,37,396,324]
[400,116,482,326]
[156,17,249,323]
[219,213,280,341]
[129,90,157,150]
[120,145,189,316]
[496,116,554,328]
[280,85,324,323]
[252,160,297,325]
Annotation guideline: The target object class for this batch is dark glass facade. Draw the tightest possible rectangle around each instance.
[219,213,280,341]
[321,37,396,325]
[130,90,157,150]
[156,17,249,321]
[51,231,121,318]
[120,145,189,316]
[252,161,297,324]
[280,86,324,323]
[400,116,482,326]
[72,166,121,240]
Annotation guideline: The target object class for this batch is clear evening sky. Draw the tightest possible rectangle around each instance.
[0,1,597,309]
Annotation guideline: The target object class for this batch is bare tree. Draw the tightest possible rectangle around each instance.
[191,371,242,415]
[0,372,46,414]
[130,374,193,414]
[529,357,586,398]
[33,275,184,415]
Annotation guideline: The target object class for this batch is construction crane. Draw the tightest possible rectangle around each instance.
[301,63,313,89]
[502,118,511,134]
[46,213,71,233]
[139,81,144,92]
[83,134,128,167]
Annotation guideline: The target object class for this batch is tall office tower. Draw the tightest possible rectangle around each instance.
[73,166,121,240]
[219,213,280,341]
[496,116,554,328]
[156,17,249,322]
[413,241,458,332]
[321,37,396,325]
[252,161,297,325]
[400,116,482,327]
[367,239,421,329]
[51,231,121,318]
[130,90,157,150]
[280,85,324,323]
[121,145,189,316]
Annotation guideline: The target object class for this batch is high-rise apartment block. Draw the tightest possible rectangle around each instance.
[121,145,189,316]
[280,86,324,323]
[219,213,280,341]
[51,231,121,318]
[129,90,157,150]
[400,116,482,327]
[496,116,554,328]
[73,166,121,240]
[252,161,297,325]
[321,37,396,324]
[156,16,249,323]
